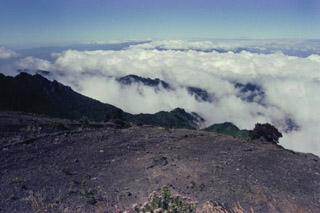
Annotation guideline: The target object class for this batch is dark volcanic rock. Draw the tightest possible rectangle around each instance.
[0,112,320,212]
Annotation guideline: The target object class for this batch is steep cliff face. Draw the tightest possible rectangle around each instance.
[0,111,319,212]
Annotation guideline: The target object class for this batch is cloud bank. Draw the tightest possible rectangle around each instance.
[2,40,320,156]
[129,39,320,56]
[0,46,18,59]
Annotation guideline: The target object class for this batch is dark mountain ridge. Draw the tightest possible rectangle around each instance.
[0,72,203,130]
[0,72,121,122]
[0,72,288,139]
[117,74,171,89]
[0,71,293,141]
[117,74,213,102]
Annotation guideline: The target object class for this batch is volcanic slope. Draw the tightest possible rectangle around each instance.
[0,112,320,212]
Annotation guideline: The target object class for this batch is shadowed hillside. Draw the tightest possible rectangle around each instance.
[0,72,121,122]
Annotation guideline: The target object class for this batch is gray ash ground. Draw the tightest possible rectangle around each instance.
[1,111,320,212]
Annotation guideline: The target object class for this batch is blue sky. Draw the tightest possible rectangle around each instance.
[0,0,319,48]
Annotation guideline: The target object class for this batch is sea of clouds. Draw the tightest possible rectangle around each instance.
[1,40,320,156]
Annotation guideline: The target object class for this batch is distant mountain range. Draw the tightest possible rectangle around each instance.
[0,72,204,130]
[1,71,289,141]
[116,74,268,104]
[117,74,171,89]
[117,74,213,102]
[18,69,265,105]
[116,73,297,133]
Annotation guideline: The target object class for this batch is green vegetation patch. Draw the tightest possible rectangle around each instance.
[126,108,204,130]
[203,122,249,139]
[134,187,197,213]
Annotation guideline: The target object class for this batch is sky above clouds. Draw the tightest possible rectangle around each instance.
[0,0,320,48]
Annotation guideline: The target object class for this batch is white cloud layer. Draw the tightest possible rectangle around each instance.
[129,39,320,53]
[2,40,320,156]
[0,46,18,59]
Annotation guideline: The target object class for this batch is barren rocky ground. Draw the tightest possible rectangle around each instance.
[1,111,320,212]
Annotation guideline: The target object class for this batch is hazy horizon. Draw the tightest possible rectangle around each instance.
[1,0,320,48]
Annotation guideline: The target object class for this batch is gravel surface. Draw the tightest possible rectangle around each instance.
[1,111,320,212]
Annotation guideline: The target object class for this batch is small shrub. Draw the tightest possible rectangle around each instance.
[135,187,197,212]
[27,191,47,213]
[202,201,246,213]
[80,116,90,128]
[162,186,171,209]
[249,123,282,144]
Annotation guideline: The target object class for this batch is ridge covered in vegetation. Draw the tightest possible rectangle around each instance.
[203,122,250,139]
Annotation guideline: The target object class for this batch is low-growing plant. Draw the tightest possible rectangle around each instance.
[49,121,69,131]
[81,190,97,205]
[202,201,247,213]
[134,187,197,212]
[80,116,90,128]
[162,186,171,209]
[9,177,22,185]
